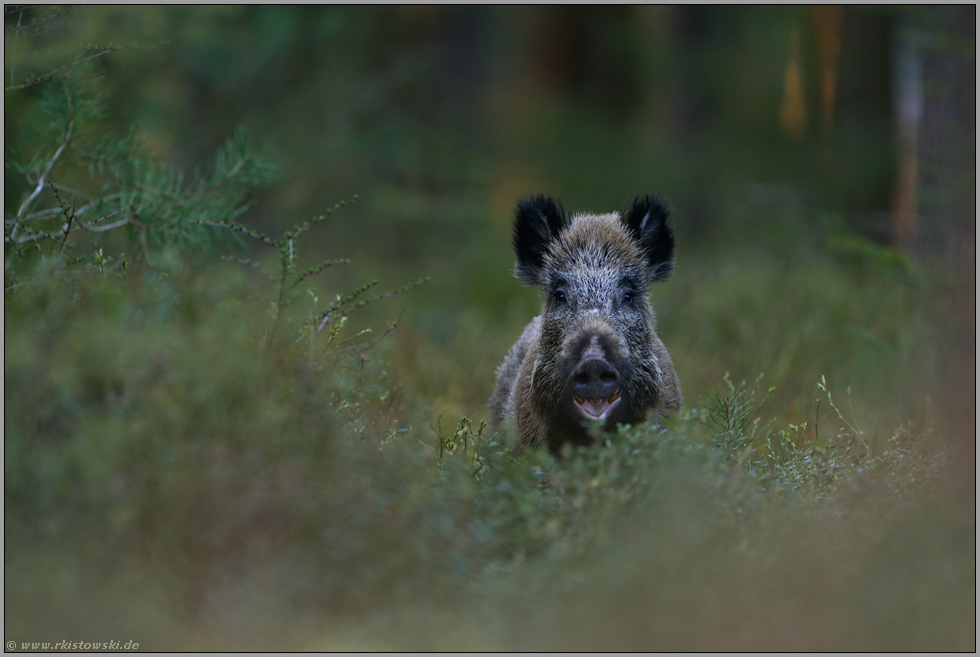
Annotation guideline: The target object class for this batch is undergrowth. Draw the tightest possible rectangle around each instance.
[5,243,970,651]
[4,8,972,651]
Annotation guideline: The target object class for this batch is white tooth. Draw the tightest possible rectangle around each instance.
[579,398,609,418]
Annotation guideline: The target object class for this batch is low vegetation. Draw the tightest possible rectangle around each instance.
[5,11,973,651]
[5,243,971,650]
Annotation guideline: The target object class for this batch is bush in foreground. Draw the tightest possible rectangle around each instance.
[5,263,972,651]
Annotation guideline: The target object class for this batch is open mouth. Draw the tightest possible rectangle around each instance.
[573,391,622,421]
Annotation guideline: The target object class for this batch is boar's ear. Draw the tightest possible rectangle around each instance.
[513,194,569,285]
[622,194,675,283]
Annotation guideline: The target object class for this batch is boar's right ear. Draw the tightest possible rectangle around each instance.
[513,194,569,285]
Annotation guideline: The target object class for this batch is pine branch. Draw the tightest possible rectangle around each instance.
[316,281,380,333]
[7,207,129,245]
[338,277,430,318]
[314,277,429,334]
[190,220,278,246]
[176,153,256,208]
[5,43,154,92]
[289,195,359,239]
[18,191,122,226]
[79,213,129,233]
[11,112,73,239]
[5,7,72,40]
[49,182,75,254]
[331,311,405,363]
[293,257,351,286]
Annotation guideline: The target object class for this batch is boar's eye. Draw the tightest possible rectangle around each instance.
[553,290,567,304]
[621,291,634,305]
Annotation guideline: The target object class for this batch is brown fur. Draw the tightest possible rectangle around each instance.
[490,196,682,453]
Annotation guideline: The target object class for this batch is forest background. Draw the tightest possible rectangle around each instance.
[5,5,975,651]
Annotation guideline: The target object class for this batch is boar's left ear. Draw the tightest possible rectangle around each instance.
[622,194,675,283]
[513,194,569,285]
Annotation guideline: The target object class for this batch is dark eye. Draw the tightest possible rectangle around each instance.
[554,290,567,304]
[622,291,634,305]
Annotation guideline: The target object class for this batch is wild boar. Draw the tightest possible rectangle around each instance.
[489,194,682,453]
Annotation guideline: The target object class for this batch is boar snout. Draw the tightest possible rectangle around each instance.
[568,340,623,421]
[570,358,620,398]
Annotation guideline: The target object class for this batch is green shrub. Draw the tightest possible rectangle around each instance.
[4,8,971,650]
[5,263,971,650]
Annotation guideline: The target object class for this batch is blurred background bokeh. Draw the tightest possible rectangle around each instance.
[4,5,975,650]
[12,6,967,424]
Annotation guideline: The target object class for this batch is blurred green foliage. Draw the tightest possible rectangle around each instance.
[5,266,969,651]
[4,5,974,651]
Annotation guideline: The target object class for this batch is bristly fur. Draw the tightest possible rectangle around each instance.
[622,194,675,282]
[491,193,682,454]
[513,194,569,285]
